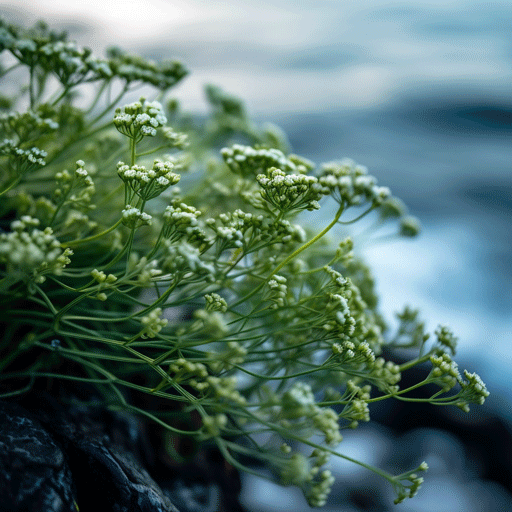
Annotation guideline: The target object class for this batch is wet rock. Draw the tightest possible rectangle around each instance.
[28,395,180,512]
[0,401,78,512]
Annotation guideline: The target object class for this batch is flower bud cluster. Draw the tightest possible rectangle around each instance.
[90,268,117,300]
[162,201,202,241]
[280,382,342,448]
[206,375,246,405]
[140,307,168,338]
[1,24,109,86]
[161,240,215,278]
[206,218,244,252]
[208,209,263,251]
[256,167,324,214]
[106,47,187,89]
[0,217,72,283]
[193,309,228,339]
[126,255,162,285]
[39,40,111,86]
[318,158,391,207]
[279,451,335,507]
[221,144,298,176]
[331,340,375,367]
[393,462,428,504]
[0,138,46,174]
[208,341,247,371]
[267,275,287,309]
[204,292,228,312]
[457,370,490,411]
[435,325,458,355]
[53,161,95,211]
[340,380,371,427]
[162,126,189,149]
[429,352,461,392]
[200,413,228,439]
[306,470,336,507]
[0,110,58,143]
[312,408,343,446]
[121,205,152,228]
[334,237,354,265]
[322,293,354,335]
[117,159,180,201]
[321,266,384,351]
[114,98,168,141]
[369,357,401,393]
[400,215,421,237]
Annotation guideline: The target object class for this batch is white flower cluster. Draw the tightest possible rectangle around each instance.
[106,47,187,89]
[40,41,111,85]
[322,293,354,335]
[162,202,202,241]
[161,240,215,279]
[0,216,72,284]
[221,144,298,176]
[205,218,244,252]
[0,138,47,173]
[0,110,58,141]
[117,159,180,201]
[114,98,167,141]
[193,309,228,338]
[140,307,168,338]
[121,205,152,228]
[318,158,391,207]
[256,167,324,214]
[162,126,189,149]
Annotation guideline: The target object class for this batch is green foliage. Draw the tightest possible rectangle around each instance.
[0,18,488,507]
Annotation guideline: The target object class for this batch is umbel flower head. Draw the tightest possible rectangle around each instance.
[114,97,168,141]
[0,17,489,510]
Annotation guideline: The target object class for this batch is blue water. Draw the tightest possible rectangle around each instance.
[1,0,511,509]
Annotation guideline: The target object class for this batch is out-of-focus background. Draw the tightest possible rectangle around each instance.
[1,1,511,510]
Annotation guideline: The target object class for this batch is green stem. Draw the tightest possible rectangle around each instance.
[231,203,345,308]
[0,175,23,197]
[61,218,123,249]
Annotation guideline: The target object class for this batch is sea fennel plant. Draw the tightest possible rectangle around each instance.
[0,19,489,507]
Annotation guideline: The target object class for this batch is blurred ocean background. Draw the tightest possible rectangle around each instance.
[1,1,511,510]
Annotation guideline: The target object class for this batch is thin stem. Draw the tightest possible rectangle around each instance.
[231,203,345,308]
[61,218,123,249]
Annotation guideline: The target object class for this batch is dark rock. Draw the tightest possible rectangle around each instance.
[0,401,78,512]
[26,394,180,512]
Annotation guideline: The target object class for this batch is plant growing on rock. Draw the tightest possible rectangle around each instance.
[0,18,489,508]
